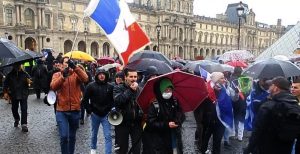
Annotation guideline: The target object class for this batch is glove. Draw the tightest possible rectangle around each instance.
[62,68,69,78]
[67,59,76,69]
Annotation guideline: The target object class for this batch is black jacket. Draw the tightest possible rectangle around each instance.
[142,79,185,154]
[82,70,114,117]
[32,63,48,90]
[113,83,143,124]
[246,91,298,154]
[3,69,30,100]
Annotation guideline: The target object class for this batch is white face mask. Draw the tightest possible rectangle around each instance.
[162,92,172,99]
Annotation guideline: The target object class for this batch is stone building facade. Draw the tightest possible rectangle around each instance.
[0,0,285,59]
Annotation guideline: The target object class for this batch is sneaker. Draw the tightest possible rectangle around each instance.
[21,125,28,132]
[80,119,84,125]
[14,120,19,127]
[237,137,243,142]
[90,149,96,154]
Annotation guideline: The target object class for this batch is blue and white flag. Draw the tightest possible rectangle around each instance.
[216,86,234,131]
[244,88,269,131]
[199,66,211,81]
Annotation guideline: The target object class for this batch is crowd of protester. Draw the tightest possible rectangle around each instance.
[1,50,300,154]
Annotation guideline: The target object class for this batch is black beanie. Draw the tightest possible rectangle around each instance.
[272,77,291,91]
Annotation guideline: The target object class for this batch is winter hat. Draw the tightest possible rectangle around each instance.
[115,71,125,80]
[210,72,224,83]
[159,78,174,93]
[272,77,291,91]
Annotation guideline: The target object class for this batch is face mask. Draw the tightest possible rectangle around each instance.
[162,92,172,99]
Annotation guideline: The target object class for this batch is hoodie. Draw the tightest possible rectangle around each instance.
[82,69,114,116]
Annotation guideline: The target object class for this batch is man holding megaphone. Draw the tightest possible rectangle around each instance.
[113,68,143,154]
[82,68,114,154]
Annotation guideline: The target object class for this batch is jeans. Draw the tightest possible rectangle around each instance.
[56,111,80,154]
[90,113,112,154]
[11,99,27,125]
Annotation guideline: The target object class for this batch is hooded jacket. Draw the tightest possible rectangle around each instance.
[50,67,88,111]
[82,69,114,117]
[3,68,31,100]
[246,91,298,154]
[142,78,185,154]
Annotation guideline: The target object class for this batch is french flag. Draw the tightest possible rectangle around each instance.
[199,66,211,81]
[84,0,151,65]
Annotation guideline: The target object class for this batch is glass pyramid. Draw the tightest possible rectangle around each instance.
[256,21,300,60]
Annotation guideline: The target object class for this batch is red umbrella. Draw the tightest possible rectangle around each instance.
[226,60,248,68]
[137,71,208,113]
[97,56,115,65]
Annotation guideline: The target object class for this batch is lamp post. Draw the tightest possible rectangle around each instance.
[236,1,245,50]
[156,21,161,52]
[84,30,88,52]
[4,32,8,39]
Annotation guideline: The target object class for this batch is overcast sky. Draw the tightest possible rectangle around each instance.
[194,0,300,26]
[126,0,300,26]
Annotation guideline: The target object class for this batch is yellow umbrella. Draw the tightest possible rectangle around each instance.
[63,50,95,61]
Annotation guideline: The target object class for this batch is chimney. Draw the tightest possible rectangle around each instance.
[277,19,282,27]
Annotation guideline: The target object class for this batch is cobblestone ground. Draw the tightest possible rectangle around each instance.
[0,94,248,154]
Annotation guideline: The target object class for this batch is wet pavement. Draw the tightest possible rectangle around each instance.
[0,94,248,154]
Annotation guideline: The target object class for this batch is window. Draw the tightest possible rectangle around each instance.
[168,0,171,10]
[72,2,76,11]
[5,9,13,26]
[45,14,51,28]
[58,18,63,30]
[25,9,35,28]
[71,18,77,31]
[58,1,62,9]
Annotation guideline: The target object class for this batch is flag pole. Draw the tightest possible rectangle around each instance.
[69,25,81,59]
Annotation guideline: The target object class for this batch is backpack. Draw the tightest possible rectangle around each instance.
[271,101,300,141]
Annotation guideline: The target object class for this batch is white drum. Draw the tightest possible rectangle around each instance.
[47,90,57,105]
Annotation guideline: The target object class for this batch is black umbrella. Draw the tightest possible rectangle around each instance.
[25,50,43,59]
[171,60,184,69]
[128,50,172,66]
[0,52,33,68]
[125,58,173,75]
[184,60,224,74]
[242,58,300,79]
[0,38,27,58]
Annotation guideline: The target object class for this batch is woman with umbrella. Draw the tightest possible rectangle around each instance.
[142,78,185,154]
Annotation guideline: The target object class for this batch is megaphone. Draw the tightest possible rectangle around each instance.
[108,108,123,126]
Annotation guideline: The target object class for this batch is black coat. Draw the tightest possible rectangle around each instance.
[246,92,298,154]
[113,83,143,124]
[142,79,185,154]
[3,69,30,100]
[82,71,113,117]
[32,64,48,90]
